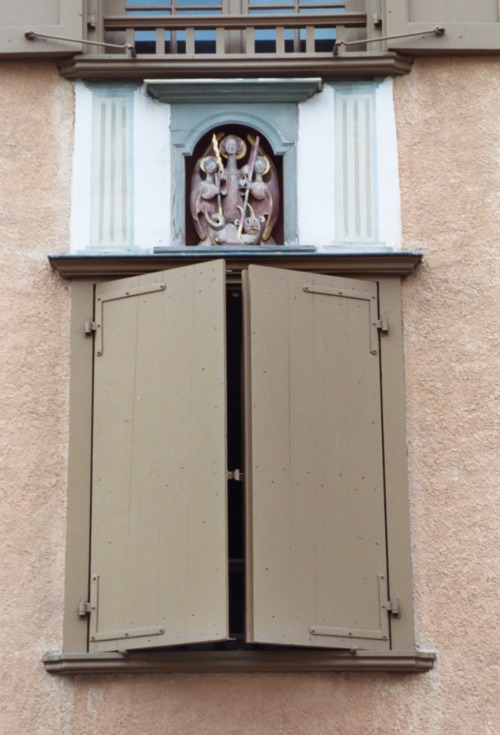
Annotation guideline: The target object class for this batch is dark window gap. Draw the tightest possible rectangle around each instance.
[226,288,245,639]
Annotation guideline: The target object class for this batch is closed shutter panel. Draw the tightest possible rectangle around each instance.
[90,261,228,652]
[385,0,500,53]
[244,265,390,650]
[0,0,82,56]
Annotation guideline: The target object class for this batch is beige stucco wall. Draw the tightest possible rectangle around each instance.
[0,59,498,735]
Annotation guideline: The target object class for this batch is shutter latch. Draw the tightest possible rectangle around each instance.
[227,469,244,481]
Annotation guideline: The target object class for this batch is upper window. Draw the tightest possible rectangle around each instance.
[1,0,497,70]
[126,0,345,55]
[61,0,414,78]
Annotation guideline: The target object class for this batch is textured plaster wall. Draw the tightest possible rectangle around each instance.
[394,58,500,734]
[0,59,498,735]
[0,61,72,726]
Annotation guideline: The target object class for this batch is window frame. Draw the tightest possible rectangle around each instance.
[45,250,435,674]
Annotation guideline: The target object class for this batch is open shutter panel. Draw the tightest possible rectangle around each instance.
[385,0,500,53]
[90,261,228,652]
[0,0,83,56]
[244,266,390,650]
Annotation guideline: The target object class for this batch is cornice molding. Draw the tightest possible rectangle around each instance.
[48,249,423,280]
[145,78,323,104]
[58,52,413,81]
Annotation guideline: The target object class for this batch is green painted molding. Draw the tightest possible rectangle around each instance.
[145,78,323,104]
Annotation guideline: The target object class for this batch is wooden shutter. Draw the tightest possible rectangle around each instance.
[0,0,82,56]
[89,261,228,652]
[244,265,390,650]
[385,0,500,53]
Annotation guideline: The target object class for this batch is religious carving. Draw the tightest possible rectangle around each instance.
[190,132,279,245]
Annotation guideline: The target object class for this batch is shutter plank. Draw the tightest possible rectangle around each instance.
[385,0,500,53]
[0,1,83,56]
[245,266,390,650]
[90,261,228,652]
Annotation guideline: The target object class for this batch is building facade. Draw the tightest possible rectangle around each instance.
[0,1,498,733]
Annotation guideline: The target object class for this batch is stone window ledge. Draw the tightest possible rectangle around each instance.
[44,649,435,674]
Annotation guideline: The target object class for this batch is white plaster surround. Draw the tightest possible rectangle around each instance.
[71,78,401,252]
[71,82,171,252]
[297,77,401,249]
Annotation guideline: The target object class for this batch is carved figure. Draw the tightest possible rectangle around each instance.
[190,131,280,246]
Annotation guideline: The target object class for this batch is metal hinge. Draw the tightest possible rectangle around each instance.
[84,320,97,335]
[78,599,93,617]
[375,318,389,334]
[382,598,401,618]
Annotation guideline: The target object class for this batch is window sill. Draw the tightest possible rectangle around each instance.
[43,649,435,674]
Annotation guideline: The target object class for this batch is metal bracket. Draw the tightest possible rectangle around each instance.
[25,31,136,57]
[334,26,445,55]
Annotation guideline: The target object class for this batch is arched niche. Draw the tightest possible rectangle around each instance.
[170,103,298,246]
[186,123,284,246]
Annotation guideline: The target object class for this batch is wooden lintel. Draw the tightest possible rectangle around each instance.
[48,250,423,280]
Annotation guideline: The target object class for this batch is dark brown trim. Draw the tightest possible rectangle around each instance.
[43,649,435,674]
[58,52,413,81]
[48,250,422,280]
